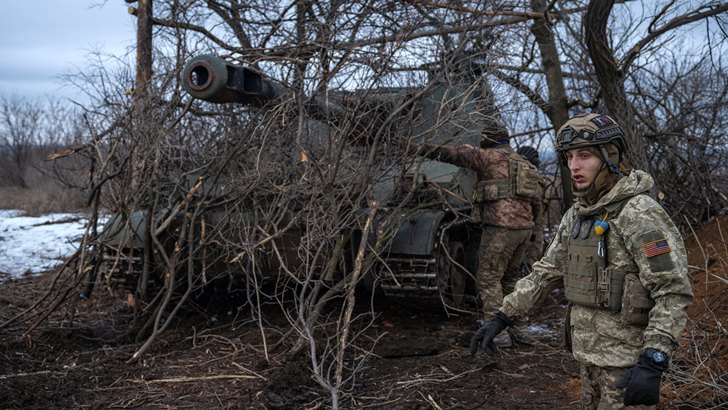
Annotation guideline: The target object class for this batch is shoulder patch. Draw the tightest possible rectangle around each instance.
[642,238,671,258]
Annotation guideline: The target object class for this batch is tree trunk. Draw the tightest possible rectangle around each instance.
[128,0,154,194]
[129,0,155,306]
[584,0,646,171]
[134,0,153,99]
[530,0,573,210]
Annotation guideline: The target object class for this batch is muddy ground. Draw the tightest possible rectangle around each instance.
[1,215,727,409]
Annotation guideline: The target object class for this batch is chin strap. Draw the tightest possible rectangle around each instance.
[599,145,621,175]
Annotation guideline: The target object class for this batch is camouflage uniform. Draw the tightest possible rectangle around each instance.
[516,146,547,267]
[524,170,547,266]
[411,142,537,317]
[580,365,654,410]
[499,170,693,409]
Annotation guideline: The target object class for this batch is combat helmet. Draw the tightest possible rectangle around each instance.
[555,113,627,174]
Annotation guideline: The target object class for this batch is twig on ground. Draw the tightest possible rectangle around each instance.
[129,374,262,383]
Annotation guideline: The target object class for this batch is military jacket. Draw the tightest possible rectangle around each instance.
[412,143,535,229]
[500,170,693,367]
[525,173,547,265]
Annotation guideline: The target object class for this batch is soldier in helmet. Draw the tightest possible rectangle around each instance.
[470,113,693,409]
[405,119,541,346]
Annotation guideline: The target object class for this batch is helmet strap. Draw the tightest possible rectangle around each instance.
[599,145,621,175]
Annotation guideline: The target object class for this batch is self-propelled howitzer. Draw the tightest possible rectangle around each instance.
[99,54,502,313]
[181,54,494,312]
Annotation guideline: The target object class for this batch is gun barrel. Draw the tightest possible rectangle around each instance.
[181,54,288,105]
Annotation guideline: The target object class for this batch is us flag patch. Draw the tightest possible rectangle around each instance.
[642,238,671,258]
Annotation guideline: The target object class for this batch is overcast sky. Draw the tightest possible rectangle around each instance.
[0,1,136,101]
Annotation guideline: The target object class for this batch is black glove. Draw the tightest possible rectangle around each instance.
[616,349,669,406]
[469,311,514,355]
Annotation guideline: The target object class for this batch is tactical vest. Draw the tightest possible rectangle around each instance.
[473,153,541,203]
[563,202,654,324]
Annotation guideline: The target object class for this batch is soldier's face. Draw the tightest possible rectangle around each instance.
[566,148,603,192]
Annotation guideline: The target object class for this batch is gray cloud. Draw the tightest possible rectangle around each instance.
[0,0,134,100]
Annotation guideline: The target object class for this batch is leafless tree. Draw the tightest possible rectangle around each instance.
[0,95,45,188]
[0,95,90,212]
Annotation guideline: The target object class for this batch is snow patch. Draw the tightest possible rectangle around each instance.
[0,210,100,279]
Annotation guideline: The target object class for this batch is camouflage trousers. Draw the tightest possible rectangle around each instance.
[477,225,531,317]
[579,363,655,410]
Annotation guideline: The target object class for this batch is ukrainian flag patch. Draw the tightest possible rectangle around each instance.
[642,238,671,258]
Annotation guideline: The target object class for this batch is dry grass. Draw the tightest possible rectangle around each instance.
[662,215,728,408]
[0,186,85,216]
